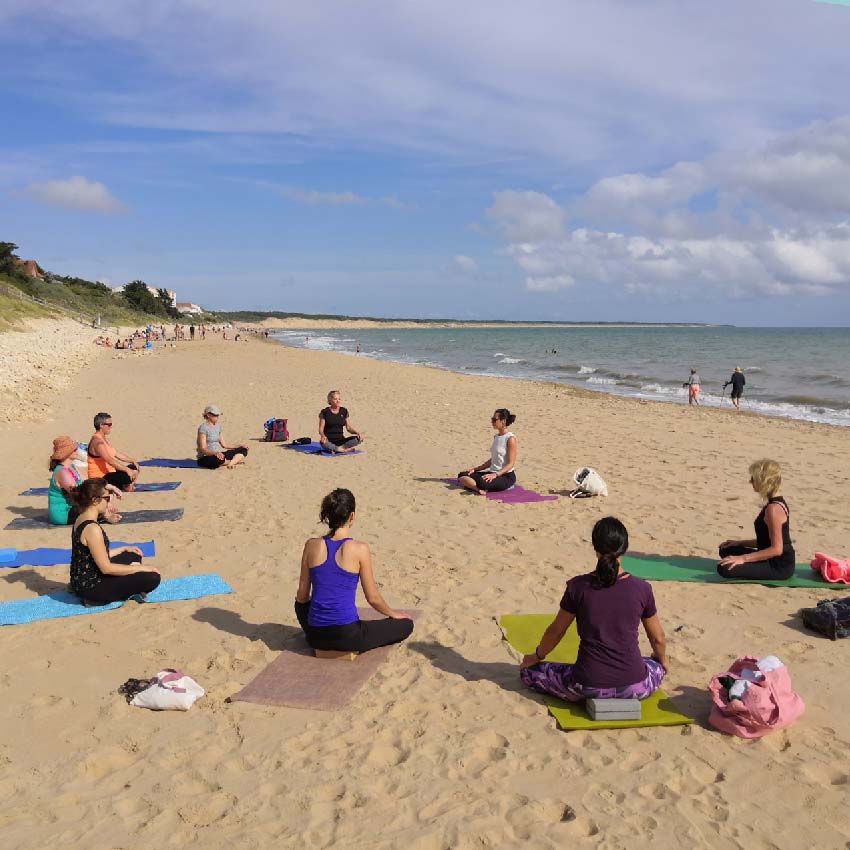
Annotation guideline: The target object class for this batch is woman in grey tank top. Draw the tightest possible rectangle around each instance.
[458,408,518,494]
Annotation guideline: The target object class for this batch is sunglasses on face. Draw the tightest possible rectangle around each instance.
[103,422,113,427]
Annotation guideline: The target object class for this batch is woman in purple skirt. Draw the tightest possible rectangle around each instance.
[520,517,668,702]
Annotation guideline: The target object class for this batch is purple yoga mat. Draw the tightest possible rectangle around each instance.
[443,478,558,504]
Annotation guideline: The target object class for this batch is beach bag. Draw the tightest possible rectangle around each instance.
[799,596,850,640]
[810,552,850,584]
[130,668,205,711]
[569,467,608,498]
[708,656,804,738]
[264,418,289,442]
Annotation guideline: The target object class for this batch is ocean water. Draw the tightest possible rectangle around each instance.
[271,326,850,427]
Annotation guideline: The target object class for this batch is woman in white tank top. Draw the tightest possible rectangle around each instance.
[458,408,518,494]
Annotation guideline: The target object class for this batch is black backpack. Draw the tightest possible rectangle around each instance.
[800,597,850,640]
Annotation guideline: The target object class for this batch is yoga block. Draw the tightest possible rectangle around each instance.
[0,548,16,563]
[314,649,359,661]
[585,698,641,721]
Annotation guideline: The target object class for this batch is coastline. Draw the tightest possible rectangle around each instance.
[1,326,850,848]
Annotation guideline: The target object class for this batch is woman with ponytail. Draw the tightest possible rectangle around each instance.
[519,517,668,702]
[458,408,518,494]
[294,488,413,653]
[68,478,161,605]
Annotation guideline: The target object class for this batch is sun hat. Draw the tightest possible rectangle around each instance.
[51,435,77,461]
[204,404,222,416]
[734,366,742,372]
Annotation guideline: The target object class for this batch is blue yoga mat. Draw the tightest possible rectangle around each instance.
[0,541,156,569]
[21,481,182,496]
[0,573,233,626]
[139,458,198,468]
[282,441,362,456]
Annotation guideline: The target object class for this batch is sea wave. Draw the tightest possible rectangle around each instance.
[578,365,596,375]
[498,357,522,364]
[587,376,618,385]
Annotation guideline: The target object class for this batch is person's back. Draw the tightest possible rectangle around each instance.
[562,572,655,687]
[307,537,360,627]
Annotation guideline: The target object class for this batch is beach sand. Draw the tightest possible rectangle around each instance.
[1,327,849,850]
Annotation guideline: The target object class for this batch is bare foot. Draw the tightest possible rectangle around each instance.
[105,513,122,524]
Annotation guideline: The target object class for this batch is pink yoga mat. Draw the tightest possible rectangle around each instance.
[444,478,558,504]
[230,609,420,711]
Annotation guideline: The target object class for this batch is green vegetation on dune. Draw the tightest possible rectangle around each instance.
[0,289,55,330]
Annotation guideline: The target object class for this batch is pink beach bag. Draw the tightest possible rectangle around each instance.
[708,656,805,739]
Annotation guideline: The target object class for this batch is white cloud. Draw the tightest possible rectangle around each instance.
[23,176,126,213]
[488,117,850,299]
[525,274,573,292]
[453,254,478,272]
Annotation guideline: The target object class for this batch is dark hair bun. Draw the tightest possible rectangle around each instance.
[320,488,356,533]
[494,408,516,426]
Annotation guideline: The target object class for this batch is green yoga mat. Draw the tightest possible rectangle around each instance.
[622,554,831,588]
[498,614,693,731]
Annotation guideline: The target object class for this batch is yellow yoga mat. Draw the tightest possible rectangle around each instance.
[498,614,693,730]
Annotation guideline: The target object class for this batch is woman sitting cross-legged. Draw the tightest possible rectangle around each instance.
[49,435,122,525]
[196,404,249,469]
[295,488,413,653]
[519,516,668,702]
[458,408,517,494]
[68,479,161,605]
[717,458,795,580]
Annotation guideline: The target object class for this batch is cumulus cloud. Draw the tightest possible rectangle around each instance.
[453,254,478,272]
[489,116,850,299]
[23,175,126,213]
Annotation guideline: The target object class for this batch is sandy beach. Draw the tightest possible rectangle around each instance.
[2,325,849,850]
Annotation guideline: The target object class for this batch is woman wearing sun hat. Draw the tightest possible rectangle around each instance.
[47,436,85,525]
[196,404,249,469]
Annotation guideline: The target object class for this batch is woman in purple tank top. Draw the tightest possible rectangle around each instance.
[295,488,413,653]
[519,517,669,702]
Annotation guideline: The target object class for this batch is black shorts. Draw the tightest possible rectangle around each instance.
[197,447,249,469]
[458,469,516,492]
[103,465,137,491]
[731,391,742,400]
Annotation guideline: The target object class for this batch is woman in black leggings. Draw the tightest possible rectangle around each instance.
[68,479,161,604]
[458,408,518,494]
[295,488,413,653]
[717,459,796,580]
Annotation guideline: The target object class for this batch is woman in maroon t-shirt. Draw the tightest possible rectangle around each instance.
[520,517,669,701]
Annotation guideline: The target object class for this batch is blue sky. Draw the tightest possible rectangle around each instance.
[2,1,850,324]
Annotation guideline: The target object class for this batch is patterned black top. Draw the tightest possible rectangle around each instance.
[70,519,108,596]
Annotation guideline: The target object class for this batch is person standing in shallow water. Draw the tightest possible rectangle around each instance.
[684,368,701,406]
[724,367,746,409]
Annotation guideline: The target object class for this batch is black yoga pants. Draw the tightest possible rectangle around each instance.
[457,469,516,492]
[83,568,161,605]
[103,463,137,490]
[294,600,413,652]
[197,447,249,469]
[716,544,795,580]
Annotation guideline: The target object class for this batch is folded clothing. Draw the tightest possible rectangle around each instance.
[811,552,850,584]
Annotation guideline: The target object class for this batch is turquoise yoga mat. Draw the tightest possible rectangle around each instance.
[0,573,232,626]
[622,554,834,588]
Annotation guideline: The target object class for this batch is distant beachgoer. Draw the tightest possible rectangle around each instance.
[87,412,140,491]
[295,488,413,653]
[520,516,668,701]
[69,479,160,605]
[684,368,700,406]
[717,459,795,580]
[196,404,249,469]
[190,324,195,340]
[356,342,361,354]
[724,367,746,409]
[458,408,517,494]
[319,391,363,453]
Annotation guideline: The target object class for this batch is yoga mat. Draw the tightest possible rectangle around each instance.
[230,608,418,710]
[498,614,693,730]
[445,478,557,503]
[5,508,184,531]
[138,458,198,468]
[282,441,361,456]
[622,554,835,588]
[21,481,182,496]
[0,540,156,568]
[0,573,232,626]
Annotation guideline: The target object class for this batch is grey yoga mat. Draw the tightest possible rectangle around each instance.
[4,508,184,531]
